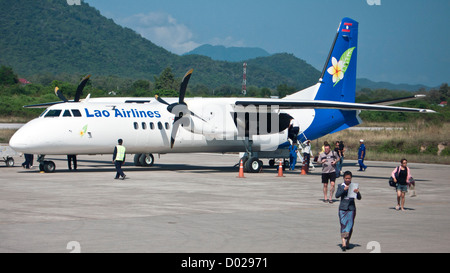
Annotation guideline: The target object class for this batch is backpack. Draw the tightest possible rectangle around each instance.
[388,166,400,187]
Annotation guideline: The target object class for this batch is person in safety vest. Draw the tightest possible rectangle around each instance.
[113,139,126,180]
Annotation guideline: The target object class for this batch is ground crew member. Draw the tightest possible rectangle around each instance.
[288,117,300,144]
[113,139,126,180]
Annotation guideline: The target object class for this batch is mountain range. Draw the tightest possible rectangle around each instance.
[0,0,431,92]
[184,44,271,62]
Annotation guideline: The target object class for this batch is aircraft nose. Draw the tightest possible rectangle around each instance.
[8,119,45,154]
[9,126,32,152]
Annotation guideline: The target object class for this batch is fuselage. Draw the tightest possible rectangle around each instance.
[9,96,345,156]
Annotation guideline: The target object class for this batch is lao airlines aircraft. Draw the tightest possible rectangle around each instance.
[9,18,435,173]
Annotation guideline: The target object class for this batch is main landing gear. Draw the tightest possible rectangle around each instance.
[240,138,291,173]
[133,153,154,167]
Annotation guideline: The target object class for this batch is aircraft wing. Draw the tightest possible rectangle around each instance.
[235,99,436,113]
[23,101,66,108]
[364,94,427,106]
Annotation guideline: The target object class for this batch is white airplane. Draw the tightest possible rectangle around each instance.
[9,17,435,173]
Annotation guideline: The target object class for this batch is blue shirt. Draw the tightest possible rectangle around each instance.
[358,144,366,159]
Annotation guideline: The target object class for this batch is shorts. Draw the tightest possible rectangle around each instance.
[396,184,408,192]
[322,172,336,184]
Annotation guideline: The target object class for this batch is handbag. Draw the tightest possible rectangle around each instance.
[407,177,415,187]
[389,176,397,187]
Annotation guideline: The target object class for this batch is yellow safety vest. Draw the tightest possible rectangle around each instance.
[115,145,126,161]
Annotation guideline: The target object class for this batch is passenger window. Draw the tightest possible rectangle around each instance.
[165,122,170,130]
[44,109,62,118]
[142,122,147,130]
[157,122,163,130]
[71,109,82,117]
[150,122,154,130]
[134,122,139,130]
[63,110,72,117]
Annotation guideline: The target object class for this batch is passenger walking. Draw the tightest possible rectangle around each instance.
[336,171,361,251]
[358,139,367,171]
[391,158,412,211]
[334,141,342,178]
[318,143,340,203]
[113,139,126,180]
[338,141,345,174]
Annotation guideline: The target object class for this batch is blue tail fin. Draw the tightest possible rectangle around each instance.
[315,17,358,103]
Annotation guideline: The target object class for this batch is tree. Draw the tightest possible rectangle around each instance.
[154,67,179,91]
[259,87,272,98]
[277,84,296,98]
[0,66,18,85]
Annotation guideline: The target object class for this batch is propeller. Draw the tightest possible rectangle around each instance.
[155,69,206,148]
[54,74,91,103]
[55,87,68,102]
[74,74,91,102]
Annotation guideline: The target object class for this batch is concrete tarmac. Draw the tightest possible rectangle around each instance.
[0,153,449,253]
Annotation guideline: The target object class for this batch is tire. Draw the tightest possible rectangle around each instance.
[139,153,154,167]
[245,157,262,173]
[134,154,142,166]
[43,161,56,173]
[6,157,14,167]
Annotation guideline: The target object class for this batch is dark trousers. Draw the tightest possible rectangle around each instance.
[288,127,299,143]
[303,153,310,168]
[67,155,77,170]
[115,160,125,178]
[22,154,34,169]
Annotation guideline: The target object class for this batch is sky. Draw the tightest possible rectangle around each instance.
[82,0,449,87]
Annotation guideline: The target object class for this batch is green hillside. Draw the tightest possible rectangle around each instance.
[0,0,320,90]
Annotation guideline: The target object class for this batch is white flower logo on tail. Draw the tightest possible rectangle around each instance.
[327,57,344,84]
[327,47,356,87]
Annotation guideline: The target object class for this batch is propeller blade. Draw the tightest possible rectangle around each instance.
[179,68,193,104]
[74,74,91,102]
[54,87,68,102]
[170,116,182,149]
[169,104,192,149]
[155,95,170,105]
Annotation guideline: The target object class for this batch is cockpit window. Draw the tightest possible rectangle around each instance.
[40,109,48,117]
[63,110,72,117]
[71,109,82,117]
[44,109,62,118]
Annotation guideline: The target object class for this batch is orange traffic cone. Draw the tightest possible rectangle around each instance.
[277,160,284,177]
[301,159,307,175]
[237,159,245,178]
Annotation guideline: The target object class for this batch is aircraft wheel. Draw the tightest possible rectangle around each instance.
[134,154,142,166]
[245,157,263,173]
[43,161,56,173]
[6,157,14,167]
[283,159,290,170]
[139,153,154,167]
[268,159,275,167]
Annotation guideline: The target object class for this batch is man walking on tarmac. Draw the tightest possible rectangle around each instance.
[113,139,126,180]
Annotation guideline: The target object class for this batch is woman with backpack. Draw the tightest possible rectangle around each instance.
[391,158,412,211]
